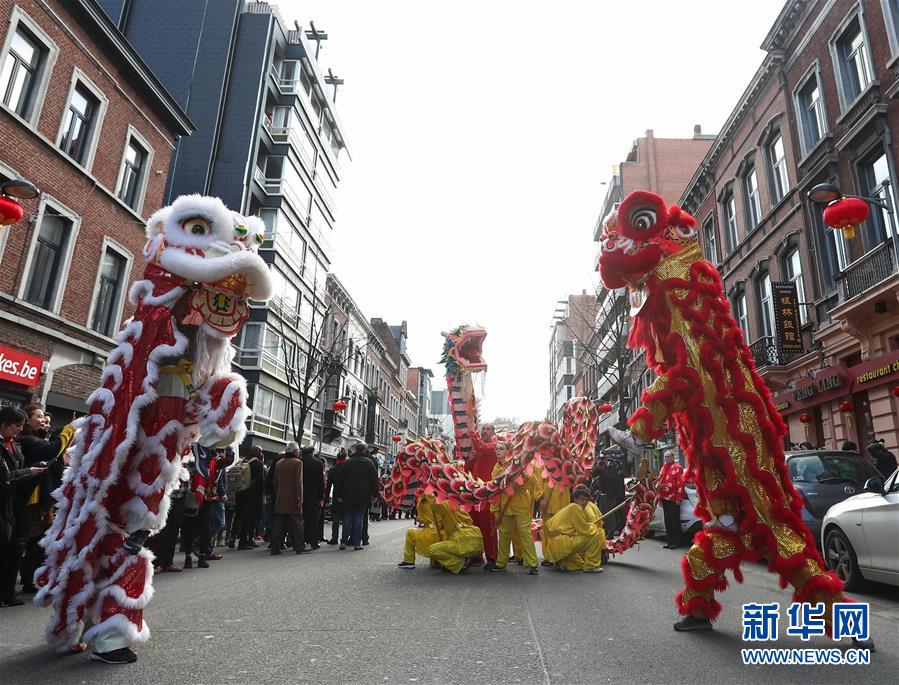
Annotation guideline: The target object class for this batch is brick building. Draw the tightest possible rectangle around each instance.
[680,0,899,453]
[0,0,191,421]
[548,291,597,423]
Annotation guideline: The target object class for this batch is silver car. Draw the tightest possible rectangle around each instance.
[646,481,702,544]
[821,468,899,590]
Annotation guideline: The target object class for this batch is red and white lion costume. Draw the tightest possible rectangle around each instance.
[34,195,272,655]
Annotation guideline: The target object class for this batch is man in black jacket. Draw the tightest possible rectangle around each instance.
[325,450,347,544]
[300,447,324,550]
[333,443,378,550]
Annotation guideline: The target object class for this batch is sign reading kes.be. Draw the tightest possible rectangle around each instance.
[0,344,43,387]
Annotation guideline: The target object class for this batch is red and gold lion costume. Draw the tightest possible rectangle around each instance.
[34,195,272,655]
[598,191,844,626]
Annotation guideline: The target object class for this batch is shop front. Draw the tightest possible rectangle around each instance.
[772,350,899,452]
[0,343,44,407]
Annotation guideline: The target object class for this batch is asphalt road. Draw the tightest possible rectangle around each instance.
[0,519,896,684]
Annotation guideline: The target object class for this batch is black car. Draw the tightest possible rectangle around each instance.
[786,450,882,546]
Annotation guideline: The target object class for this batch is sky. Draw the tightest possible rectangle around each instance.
[283,0,786,422]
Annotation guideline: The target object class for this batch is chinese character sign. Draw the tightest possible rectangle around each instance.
[772,282,804,355]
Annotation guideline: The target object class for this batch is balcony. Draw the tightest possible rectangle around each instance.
[262,118,315,171]
[748,336,801,370]
[834,241,897,303]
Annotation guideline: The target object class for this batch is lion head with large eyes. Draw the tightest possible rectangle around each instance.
[143,194,272,301]
[597,190,699,289]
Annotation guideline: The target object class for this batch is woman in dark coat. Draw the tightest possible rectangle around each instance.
[232,446,265,549]
[0,406,47,607]
[16,404,73,593]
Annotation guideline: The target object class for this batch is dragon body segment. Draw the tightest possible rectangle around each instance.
[599,191,844,622]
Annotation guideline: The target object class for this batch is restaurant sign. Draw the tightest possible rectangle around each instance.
[772,282,804,355]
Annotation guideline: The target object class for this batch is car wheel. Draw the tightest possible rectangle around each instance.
[824,527,861,591]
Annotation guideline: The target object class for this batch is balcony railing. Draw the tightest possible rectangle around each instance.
[748,336,800,369]
[835,241,897,302]
[262,119,315,171]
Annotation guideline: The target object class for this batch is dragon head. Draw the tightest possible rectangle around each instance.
[597,190,699,289]
[144,194,272,301]
[439,326,487,375]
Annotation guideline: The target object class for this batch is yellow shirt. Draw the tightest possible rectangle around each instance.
[416,494,439,527]
[542,483,571,516]
[545,502,599,537]
[491,463,540,517]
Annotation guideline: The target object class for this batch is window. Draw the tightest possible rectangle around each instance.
[0,11,56,124]
[0,27,40,117]
[784,249,808,326]
[116,132,151,211]
[743,166,762,227]
[23,208,74,311]
[856,150,897,248]
[251,386,289,439]
[701,216,718,266]
[796,74,827,154]
[90,246,128,336]
[732,291,749,341]
[833,16,873,106]
[883,0,899,56]
[767,135,789,202]
[722,190,739,253]
[58,77,103,169]
[757,273,775,338]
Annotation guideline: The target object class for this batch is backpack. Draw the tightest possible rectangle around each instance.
[227,459,256,493]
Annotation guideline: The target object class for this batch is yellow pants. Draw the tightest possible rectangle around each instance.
[403,527,441,564]
[542,531,602,571]
[429,526,484,574]
[498,512,537,569]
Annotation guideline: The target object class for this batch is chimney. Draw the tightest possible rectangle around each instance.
[693,124,702,137]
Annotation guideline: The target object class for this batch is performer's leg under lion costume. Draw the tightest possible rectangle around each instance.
[598,191,847,633]
[34,196,272,661]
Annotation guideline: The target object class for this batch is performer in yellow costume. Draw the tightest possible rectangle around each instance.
[397,494,443,569]
[490,459,540,575]
[538,481,571,566]
[542,486,605,572]
[510,470,544,564]
[428,504,484,574]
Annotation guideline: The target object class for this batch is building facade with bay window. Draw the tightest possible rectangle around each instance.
[680,0,899,453]
[0,0,191,423]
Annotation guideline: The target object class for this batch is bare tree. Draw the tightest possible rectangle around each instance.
[272,275,370,444]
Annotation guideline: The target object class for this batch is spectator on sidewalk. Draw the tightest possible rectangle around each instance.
[1,407,47,607]
[658,450,685,550]
[271,444,304,555]
[325,450,347,544]
[204,448,233,560]
[361,444,381,544]
[182,443,216,569]
[152,479,187,573]
[230,446,265,550]
[335,443,379,550]
[300,447,324,551]
[867,442,898,478]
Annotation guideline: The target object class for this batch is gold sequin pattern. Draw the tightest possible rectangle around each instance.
[686,545,718,581]
[711,534,739,560]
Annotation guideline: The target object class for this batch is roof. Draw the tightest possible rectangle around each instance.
[70,0,194,135]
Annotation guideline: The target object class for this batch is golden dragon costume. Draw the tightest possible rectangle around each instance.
[598,190,845,630]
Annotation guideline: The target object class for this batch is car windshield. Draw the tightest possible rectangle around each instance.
[789,453,880,485]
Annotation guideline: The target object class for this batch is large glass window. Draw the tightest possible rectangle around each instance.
[59,82,100,165]
[768,135,789,202]
[90,248,127,336]
[797,76,827,153]
[24,210,71,310]
[835,18,873,104]
[722,191,739,253]
[757,273,775,338]
[733,291,749,341]
[856,150,897,248]
[252,386,289,439]
[743,167,762,227]
[117,137,148,209]
[0,28,40,117]
[785,249,808,326]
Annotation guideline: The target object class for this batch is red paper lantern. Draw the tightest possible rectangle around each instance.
[391,434,402,443]
[893,385,899,398]
[799,413,811,424]
[823,197,869,240]
[332,400,347,411]
[839,401,854,413]
[598,402,613,414]
[0,195,24,225]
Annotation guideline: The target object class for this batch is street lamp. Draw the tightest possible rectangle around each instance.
[0,178,39,228]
